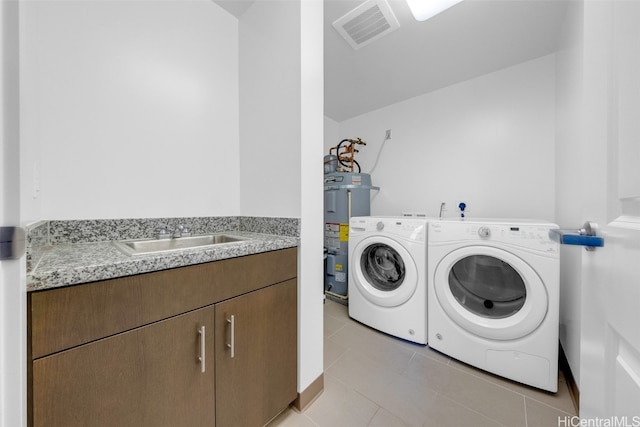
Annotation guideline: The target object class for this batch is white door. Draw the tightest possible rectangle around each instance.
[580,0,640,419]
[0,1,26,427]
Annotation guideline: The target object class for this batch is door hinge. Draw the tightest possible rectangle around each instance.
[0,226,26,260]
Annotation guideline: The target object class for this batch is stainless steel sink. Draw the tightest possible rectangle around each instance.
[113,234,249,256]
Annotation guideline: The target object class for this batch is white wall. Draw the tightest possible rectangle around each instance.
[324,115,339,154]
[554,0,584,387]
[239,0,324,395]
[20,0,240,220]
[299,0,325,396]
[331,55,556,221]
[239,1,301,217]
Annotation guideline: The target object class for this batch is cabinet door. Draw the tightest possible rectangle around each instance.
[32,306,215,427]
[215,279,297,427]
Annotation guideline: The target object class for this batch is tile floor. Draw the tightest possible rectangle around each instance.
[268,299,578,427]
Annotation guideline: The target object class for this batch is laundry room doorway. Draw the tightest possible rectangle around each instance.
[578,0,640,419]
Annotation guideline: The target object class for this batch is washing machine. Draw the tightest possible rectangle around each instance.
[427,219,560,392]
[349,216,429,345]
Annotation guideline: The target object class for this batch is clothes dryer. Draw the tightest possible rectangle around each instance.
[349,216,429,344]
[427,219,560,392]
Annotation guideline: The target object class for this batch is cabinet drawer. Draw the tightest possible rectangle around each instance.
[30,248,297,359]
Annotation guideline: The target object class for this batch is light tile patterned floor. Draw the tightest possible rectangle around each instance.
[268,299,577,427]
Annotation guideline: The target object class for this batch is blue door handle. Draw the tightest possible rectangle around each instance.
[549,222,604,251]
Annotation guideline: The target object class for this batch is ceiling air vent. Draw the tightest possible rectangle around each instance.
[332,0,400,50]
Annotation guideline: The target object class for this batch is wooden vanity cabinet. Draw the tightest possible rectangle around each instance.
[28,248,297,427]
[31,306,215,427]
[215,278,297,427]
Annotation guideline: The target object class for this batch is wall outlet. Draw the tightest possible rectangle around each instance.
[385,129,392,140]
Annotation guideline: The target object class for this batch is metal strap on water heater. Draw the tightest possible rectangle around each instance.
[0,226,26,260]
[323,184,380,191]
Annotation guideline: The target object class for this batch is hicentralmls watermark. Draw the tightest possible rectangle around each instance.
[558,416,640,427]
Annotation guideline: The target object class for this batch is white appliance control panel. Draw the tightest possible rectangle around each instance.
[429,219,559,253]
[350,217,429,242]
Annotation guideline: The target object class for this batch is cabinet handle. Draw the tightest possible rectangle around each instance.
[227,315,235,358]
[198,325,206,373]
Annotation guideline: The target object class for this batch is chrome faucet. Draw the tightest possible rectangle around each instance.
[157,226,172,240]
[157,224,193,239]
[173,224,192,238]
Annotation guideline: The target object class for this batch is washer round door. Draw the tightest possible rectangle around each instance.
[433,245,548,340]
[351,236,418,307]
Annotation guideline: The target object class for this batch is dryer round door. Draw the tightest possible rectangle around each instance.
[433,245,548,340]
[351,236,418,307]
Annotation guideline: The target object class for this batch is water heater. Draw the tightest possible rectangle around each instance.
[324,172,376,303]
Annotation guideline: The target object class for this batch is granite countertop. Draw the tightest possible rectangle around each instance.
[27,231,299,292]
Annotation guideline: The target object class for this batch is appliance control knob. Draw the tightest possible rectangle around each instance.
[376,221,384,231]
[478,227,491,238]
